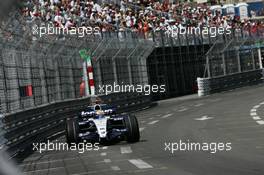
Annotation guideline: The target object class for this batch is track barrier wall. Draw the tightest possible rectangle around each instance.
[2,92,153,159]
[2,7,264,160]
[197,29,264,96]
[197,69,264,96]
[0,11,155,159]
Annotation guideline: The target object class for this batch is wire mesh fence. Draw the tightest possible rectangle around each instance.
[0,11,154,114]
[204,29,264,78]
[3,7,264,112]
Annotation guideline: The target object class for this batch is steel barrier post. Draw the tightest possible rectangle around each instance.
[54,59,62,101]
[112,58,118,84]
[258,48,263,69]
[112,44,122,84]
[222,53,227,75]
[251,49,256,70]
[127,58,133,85]
[206,55,211,78]
[237,49,242,72]
[95,61,103,94]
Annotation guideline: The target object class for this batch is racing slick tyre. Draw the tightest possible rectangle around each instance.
[66,118,79,144]
[124,114,140,143]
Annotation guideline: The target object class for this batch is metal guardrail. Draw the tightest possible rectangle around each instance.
[197,69,264,96]
[0,112,6,151]
[1,92,154,159]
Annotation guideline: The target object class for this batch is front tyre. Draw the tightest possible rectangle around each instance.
[66,118,79,144]
[124,114,140,143]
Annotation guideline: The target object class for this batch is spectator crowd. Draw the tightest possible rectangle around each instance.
[21,0,264,37]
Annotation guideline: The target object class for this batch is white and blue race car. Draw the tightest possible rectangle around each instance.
[66,104,140,144]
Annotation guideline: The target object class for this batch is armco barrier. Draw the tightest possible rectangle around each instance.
[197,69,264,96]
[1,93,154,159]
[0,112,6,151]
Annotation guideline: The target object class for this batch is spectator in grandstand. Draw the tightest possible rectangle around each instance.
[258,8,264,16]
[250,10,256,18]
[21,0,264,37]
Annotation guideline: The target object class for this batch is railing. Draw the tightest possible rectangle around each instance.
[2,92,154,159]
[149,27,264,48]
[0,10,157,160]
[0,11,155,114]
[0,112,6,151]
[204,34,264,78]
[197,69,264,96]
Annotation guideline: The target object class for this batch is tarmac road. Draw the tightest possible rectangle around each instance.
[20,84,264,175]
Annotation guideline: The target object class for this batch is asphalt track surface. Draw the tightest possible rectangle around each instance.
[20,85,264,175]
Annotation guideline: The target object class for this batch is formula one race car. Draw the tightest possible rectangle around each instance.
[65,103,140,144]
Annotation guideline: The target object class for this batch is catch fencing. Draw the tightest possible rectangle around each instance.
[0,11,155,159]
[204,31,264,78]
[145,28,233,100]
[197,29,264,96]
[0,12,154,114]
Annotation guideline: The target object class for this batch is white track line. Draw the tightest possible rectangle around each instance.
[250,102,264,125]
[120,146,132,154]
[194,103,203,107]
[178,108,188,112]
[101,146,108,150]
[23,167,64,173]
[21,153,103,166]
[111,166,121,171]
[142,107,149,110]
[104,159,111,163]
[148,120,159,125]
[254,105,260,109]
[100,152,107,156]
[253,116,261,120]
[256,120,264,125]
[129,159,153,169]
[161,113,173,119]
[139,127,145,132]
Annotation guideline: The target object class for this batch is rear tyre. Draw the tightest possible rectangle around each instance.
[124,114,140,143]
[66,118,79,144]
